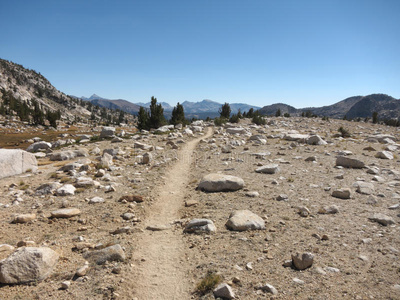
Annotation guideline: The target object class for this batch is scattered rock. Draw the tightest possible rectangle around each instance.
[368,213,395,226]
[259,283,278,295]
[245,191,259,198]
[26,141,52,153]
[292,252,314,270]
[0,247,59,284]
[198,173,244,192]
[255,164,280,174]
[83,244,125,265]
[89,196,105,204]
[332,188,352,199]
[298,206,310,217]
[50,149,88,161]
[184,219,216,233]
[225,210,265,231]
[11,213,36,224]
[119,195,144,203]
[336,156,365,169]
[100,126,116,138]
[307,135,327,145]
[51,208,81,218]
[276,194,289,201]
[213,283,235,299]
[142,152,152,164]
[318,205,339,214]
[56,184,76,196]
[60,280,71,290]
[375,151,394,160]
[355,181,375,195]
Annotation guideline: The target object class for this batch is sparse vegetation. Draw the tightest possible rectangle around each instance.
[338,126,351,138]
[196,271,222,295]
[252,113,266,125]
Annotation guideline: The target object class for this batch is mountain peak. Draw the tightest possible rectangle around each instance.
[89,94,104,100]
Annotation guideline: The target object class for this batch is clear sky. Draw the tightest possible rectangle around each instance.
[1,0,399,108]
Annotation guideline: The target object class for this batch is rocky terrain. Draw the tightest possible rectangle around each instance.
[0,117,399,299]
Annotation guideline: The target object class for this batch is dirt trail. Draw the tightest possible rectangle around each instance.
[130,127,213,299]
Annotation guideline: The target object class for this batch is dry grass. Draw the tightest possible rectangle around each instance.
[196,271,222,295]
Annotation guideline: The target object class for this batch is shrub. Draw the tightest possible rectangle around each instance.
[196,271,222,295]
[252,114,266,125]
[338,126,351,138]
[229,113,240,123]
[214,117,227,126]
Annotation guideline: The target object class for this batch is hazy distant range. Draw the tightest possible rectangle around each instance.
[79,94,261,119]
[78,93,400,120]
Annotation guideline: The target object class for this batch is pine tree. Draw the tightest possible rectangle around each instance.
[219,102,231,119]
[137,106,150,130]
[148,96,166,129]
[32,99,44,125]
[372,111,379,124]
[170,102,185,125]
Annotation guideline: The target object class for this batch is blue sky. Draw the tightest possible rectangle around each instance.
[1,0,399,108]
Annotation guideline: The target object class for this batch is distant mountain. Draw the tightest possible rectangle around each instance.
[136,101,173,111]
[345,94,400,119]
[258,103,297,116]
[80,94,141,114]
[80,95,260,119]
[258,94,400,120]
[180,99,259,114]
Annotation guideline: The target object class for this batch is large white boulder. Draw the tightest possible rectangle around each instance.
[0,247,59,284]
[0,149,38,179]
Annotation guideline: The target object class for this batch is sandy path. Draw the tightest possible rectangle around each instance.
[131,127,213,299]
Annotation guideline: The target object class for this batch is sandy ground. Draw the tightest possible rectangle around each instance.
[0,118,399,300]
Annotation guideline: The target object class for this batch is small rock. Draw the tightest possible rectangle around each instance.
[276,194,288,201]
[292,252,314,270]
[332,188,351,199]
[318,205,339,214]
[60,280,70,290]
[255,164,280,174]
[298,206,310,217]
[355,181,375,195]
[368,213,395,226]
[375,151,394,160]
[119,195,144,203]
[51,208,81,218]
[184,219,216,233]
[259,283,278,295]
[83,244,125,265]
[336,156,365,169]
[89,196,105,204]
[245,191,259,198]
[293,278,305,284]
[226,210,265,231]
[11,213,36,224]
[213,283,235,299]
[185,200,198,207]
[76,262,89,277]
